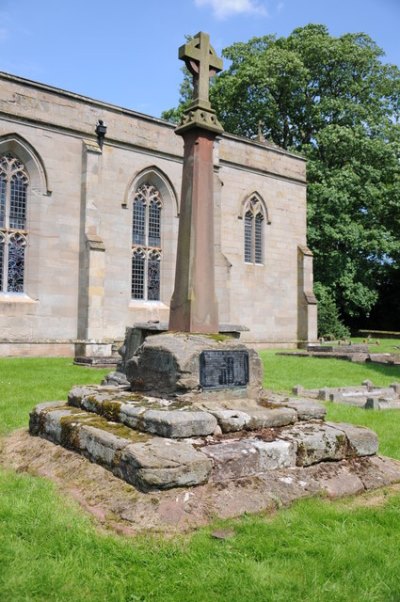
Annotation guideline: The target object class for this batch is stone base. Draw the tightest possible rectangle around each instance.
[29,385,380,492]
[5,428,400,534]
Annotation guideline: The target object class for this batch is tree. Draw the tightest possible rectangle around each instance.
[163,25,400,328]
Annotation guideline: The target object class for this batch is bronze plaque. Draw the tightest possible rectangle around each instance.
[200,350,249,389]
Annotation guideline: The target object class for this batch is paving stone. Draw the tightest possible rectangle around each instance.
[118,439,213,490]
[210,409,251,432]
[142,410,217,438]
[280,423,348,466]
[327,422,378,456]
[246,407,297,429]
[202,438,297,481]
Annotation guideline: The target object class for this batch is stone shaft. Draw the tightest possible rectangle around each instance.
[169,128,219,332]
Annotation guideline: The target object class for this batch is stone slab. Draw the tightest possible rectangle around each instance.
[117,439,213,491]
[246,407,297,429]
[142,409,217,438]
[327,422,378,456]
[209,409,251,432]
[29,402,212,491]
[202,438,296,481]
[278,398,326,420]
[125,332,263,399]
[77,425,131,467]
[280,423,348,466]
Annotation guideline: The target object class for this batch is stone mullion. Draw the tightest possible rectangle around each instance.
[2,172,11,291]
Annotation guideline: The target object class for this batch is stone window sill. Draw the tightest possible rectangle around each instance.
[129,299,169,309]
[0,293,38,304]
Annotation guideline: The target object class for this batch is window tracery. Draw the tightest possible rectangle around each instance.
[131,183,162,300]
[243,195,265,265]
[0,154,28,292]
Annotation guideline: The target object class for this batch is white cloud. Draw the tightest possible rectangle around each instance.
[194,0,268,19]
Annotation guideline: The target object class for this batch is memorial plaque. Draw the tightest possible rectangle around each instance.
[200,350,249,389]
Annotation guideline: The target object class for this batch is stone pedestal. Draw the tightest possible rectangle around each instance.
[125,332,263,400]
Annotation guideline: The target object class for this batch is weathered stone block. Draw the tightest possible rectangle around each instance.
[246,407,297,429]
[327,422,378,456]
[125,332,263,399]
[202,438,296,481]
[29,401,65,435]
[118,439,213,490]
[282,398,326,420]
[77,425,130,467]
[280,423,348,466]
[118,404,146,429]
[68,386,94,407]
[210,409,251,432]
[42,408,74,444]
[142,409,217,438]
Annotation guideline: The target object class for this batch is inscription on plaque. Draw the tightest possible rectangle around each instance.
[199,350,249,389]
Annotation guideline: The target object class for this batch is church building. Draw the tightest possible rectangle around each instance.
[0,71,317,356]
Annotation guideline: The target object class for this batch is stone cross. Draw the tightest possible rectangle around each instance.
[179,32,223,109]
[169,33,223,333]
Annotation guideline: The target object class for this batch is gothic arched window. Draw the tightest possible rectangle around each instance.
[0,154,29,292]
[131,183,162,300]
[244,195,265,265]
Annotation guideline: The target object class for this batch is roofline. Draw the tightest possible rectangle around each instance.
[0,70,306,162]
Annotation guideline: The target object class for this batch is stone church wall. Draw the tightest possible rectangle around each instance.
[0,72,316,356]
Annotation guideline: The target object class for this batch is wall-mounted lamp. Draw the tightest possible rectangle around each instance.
[95,120,107,149]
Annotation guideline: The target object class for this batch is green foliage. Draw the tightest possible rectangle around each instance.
[166,24,400,325]
[314,282,350,338]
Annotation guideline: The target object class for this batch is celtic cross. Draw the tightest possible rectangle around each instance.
[179,32,223,108]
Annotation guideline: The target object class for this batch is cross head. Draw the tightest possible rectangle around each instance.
[179,32,223,107]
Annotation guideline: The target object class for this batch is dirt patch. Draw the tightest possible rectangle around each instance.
[2,429,400,537]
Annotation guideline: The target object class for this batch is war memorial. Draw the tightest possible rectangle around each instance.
[26,33,400,530]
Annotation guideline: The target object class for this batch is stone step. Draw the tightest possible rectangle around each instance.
[68,386,218,438]
[67,385,326,438]
[29,401,379,491]
[29,402,213,492]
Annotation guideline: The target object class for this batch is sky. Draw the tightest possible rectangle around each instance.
[0,0,399,118]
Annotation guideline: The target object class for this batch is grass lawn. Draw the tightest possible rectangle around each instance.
[1,354,400,601]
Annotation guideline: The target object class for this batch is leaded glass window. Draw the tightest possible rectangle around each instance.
[0,154,29,292]
[243,195,264,265]
[131,184,162,300]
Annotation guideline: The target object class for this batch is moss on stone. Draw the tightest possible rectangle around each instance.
[60,412,150,443]
[205,333,230,343]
